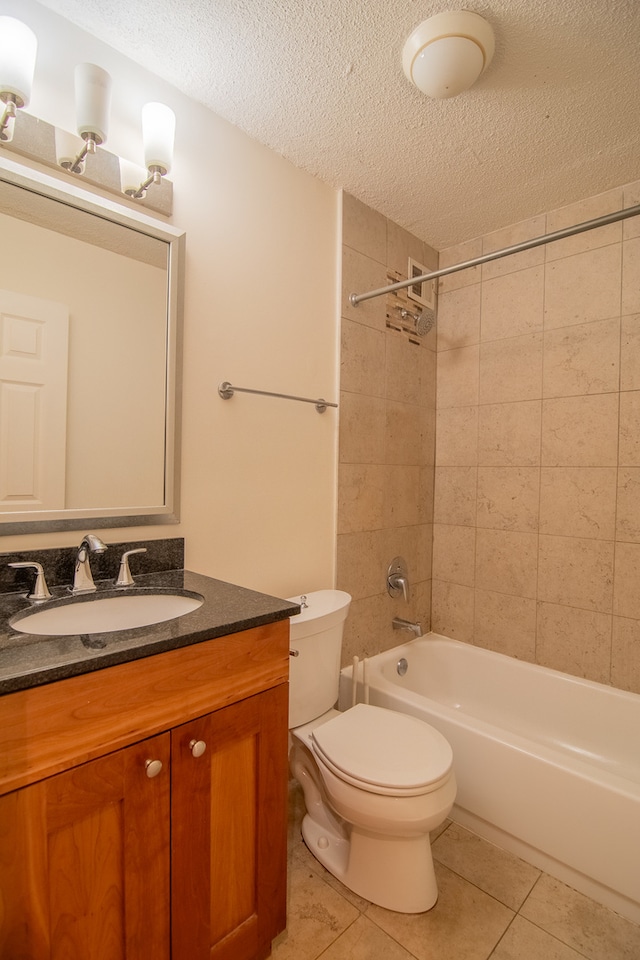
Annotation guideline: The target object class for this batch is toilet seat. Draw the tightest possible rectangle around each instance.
[311,703,453,797]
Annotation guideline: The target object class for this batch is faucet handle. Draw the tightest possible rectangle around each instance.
[9,561,52,602]
[115,548,147,587]
[387,556,410,602]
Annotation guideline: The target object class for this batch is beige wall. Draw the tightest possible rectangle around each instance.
[337,194,437,665]
[1,0,339,600]
[434,180,640,694]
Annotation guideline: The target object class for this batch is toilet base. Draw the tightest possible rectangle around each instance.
[301,813,438,913]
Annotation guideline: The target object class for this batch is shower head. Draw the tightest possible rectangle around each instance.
[399,307,435,337]
[415,309,435,337]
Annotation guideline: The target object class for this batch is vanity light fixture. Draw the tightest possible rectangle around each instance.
[0,21,174,214]
[402,10,495,99]
[60,62,112,175]
[124,101,175,200]
[0,16,37,143]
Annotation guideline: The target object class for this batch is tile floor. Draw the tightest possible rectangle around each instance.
[272,781,640,960]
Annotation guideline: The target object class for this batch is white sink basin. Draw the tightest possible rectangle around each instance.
[12,593,203,636]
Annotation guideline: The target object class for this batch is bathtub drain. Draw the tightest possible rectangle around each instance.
[397,658,408,677]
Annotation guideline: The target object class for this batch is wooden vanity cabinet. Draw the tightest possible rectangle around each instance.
[0,621,290,960]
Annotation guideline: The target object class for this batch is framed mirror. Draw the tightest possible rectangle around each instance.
[0,155,184,533]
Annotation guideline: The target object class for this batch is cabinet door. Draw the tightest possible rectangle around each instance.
[171,684,288,960]
[0,732,171,960]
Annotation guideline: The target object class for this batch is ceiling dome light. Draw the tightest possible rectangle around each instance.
[402,10,495,99]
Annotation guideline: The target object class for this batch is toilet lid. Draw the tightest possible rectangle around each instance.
[311,703,453,795]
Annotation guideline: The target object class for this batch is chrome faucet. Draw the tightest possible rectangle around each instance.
[392,617,423,637]
[72,534,107,594]
[387,556,410,602]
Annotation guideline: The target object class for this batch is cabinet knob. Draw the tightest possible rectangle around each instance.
[189,739,207,758]
[145,758,163,778]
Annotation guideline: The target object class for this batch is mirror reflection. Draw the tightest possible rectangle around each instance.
[0,165,183,532]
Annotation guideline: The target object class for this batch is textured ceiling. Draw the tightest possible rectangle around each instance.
[37,0,640,249]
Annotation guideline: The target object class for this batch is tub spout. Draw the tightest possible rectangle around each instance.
[392,617,422,637]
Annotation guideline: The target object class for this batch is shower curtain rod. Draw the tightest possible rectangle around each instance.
[349,202,640,307]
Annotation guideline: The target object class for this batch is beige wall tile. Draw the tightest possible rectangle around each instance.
[415,523,433,582]
[436,283,481,351]
[541,394,619,466]
[419,346,437,410]
[383,465,421,528]
[387,219,436,278]
[481,265,544,342]
[613,541,640,619]
[433,466,477,525]
[385,400,423,466]
[536,601,612,683]
[337,463,385,534]
[611,616,640,694]
[475,528,538,599]
[539,467,617,539]
[545,188,623,261]
[620,314,640,390]
[478,401,541,466]
[621,236,640,315]
[538,535,614,613]
[341,246,387,328]
[342,192,387,263]
[623,179,640,240]
[479,333,543,404]
[418,466,435,524]
[432,523,476,586]
[544,244,622,329]
[340,593,389,666]
[438,237,482,293]
[385,330,422,404]
[436,344,479,409]
[477,466,540,532]
[615,468,640,541]
[340,319,385,396]
[481,215,547,281]
[618,390,640,465]
[542,317,620,398]
[474,589,537,660]
[436,406,478,466]
[336,530,384,601]
[432,580,475,642]
[419,409,436,470]
[339,392,386,464]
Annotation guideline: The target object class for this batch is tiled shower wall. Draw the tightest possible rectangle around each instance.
[337,194,438,665]
[434,180,640,694]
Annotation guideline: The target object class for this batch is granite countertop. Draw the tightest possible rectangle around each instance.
[0,570,299,695]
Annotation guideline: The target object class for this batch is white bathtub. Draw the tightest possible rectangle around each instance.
[339,634,640,923]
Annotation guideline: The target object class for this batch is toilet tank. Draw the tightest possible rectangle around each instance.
[288,590,351,728]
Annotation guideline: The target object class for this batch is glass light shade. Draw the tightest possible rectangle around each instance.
[75,62,112,144]
[411,37,485,99]
[120,158,148,194]
[402,11,495,100]
[0,17,37,107]
[142,102,175,175]
[54,127,82,166]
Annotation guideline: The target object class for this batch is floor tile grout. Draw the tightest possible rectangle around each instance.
[278,785,639,960]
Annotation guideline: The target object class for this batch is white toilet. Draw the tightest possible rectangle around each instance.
[288,589,456,913]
